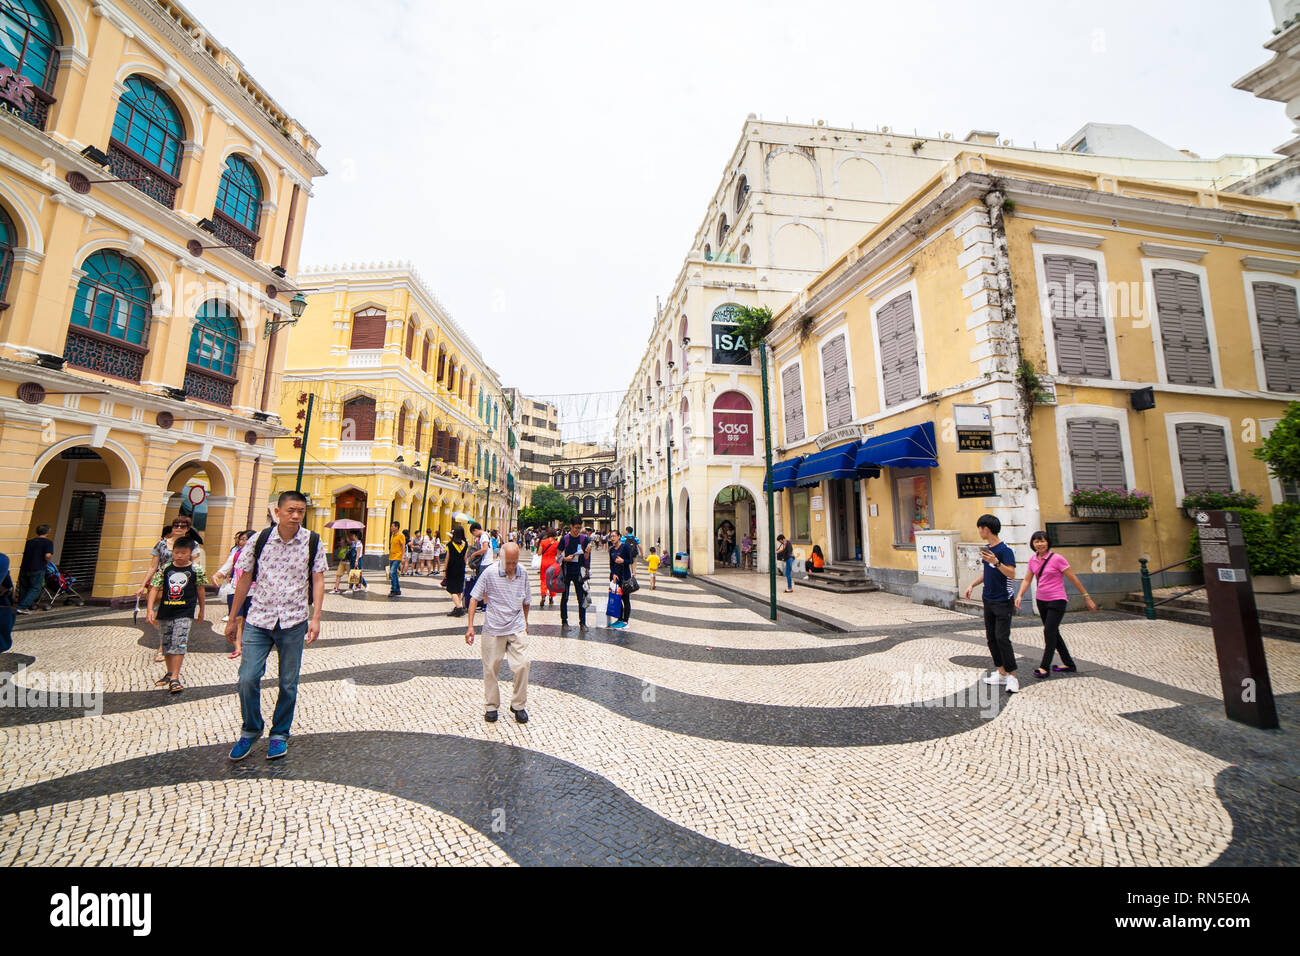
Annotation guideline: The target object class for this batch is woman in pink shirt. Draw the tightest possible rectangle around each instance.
[1014,530,1097,679]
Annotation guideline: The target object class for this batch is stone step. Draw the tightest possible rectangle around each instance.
[796,574,879,595]
[1122,591,1300,627]
[1114,599,1300,643]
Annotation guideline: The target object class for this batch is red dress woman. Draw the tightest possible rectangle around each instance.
[538,532,560,607]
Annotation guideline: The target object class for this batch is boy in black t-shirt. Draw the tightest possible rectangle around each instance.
[15,524,54,613]
[147,536,206,694]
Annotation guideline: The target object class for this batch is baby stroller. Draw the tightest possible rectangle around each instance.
[41,561,85,609]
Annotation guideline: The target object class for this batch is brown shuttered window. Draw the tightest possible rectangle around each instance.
[342,396,376,442]
[1152,269,1214,386]
[437,347,446,380]
[421,336,430,372]
[1253,282,1300,393]
[1067,418,1126,489]
[1044,255,1110,378]
[350,308,386,350]
[404,322,415,359]
[1175,423,1231,494]
[397,406,407,446]
[782,362,805,444]
[821,334,852,429]
[415,417,424,451]
[878,292,921,407]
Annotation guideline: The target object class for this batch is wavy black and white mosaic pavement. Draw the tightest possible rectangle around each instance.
[3,553,1299,866]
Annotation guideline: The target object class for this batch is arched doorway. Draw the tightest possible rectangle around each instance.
[165,459,231,560]
[678,486,691,556]
[29,442,137,598]
[713,485,756,570]
[333,488,368,559]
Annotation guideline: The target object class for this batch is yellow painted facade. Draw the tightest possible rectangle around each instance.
[0,0,323,598]
[770,153,1300,605]
[269,265,516,563]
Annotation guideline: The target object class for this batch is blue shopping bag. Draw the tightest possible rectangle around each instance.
[605,582,622,619]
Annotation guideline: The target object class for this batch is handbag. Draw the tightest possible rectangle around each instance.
[531,553,541,571]
[623,575,641,594]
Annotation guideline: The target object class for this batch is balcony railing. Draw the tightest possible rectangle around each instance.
[347,350,383,369]
[339,442,372,461]
[0,74,54,131]
[107,140,180,209]
[203,209,259,260]
[63,328,146,382]
[184,365,235,407]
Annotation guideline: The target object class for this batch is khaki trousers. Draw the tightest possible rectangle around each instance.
[480,630,529,711]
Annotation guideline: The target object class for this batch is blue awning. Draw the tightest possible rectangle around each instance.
[795,441,861,486]
[855,422,939,470]
[766,456,805,491]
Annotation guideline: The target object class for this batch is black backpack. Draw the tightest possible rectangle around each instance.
[250,527,321,605]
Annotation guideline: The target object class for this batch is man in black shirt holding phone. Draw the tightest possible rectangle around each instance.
[558,518,592,631]
[963,513,1019,694]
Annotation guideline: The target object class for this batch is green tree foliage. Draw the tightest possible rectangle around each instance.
[1255,401,1300,487]
[520,485,577,528]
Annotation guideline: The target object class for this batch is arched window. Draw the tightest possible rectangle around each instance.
[64,250,152,381]
[184,299,240,406]
[583,496,595,515]
[415,415,425,451]
[712,391,754,456]
[404,321,414,359]
[0,204,14,304]
[436,345,447,380]
[342,395,376,442]
[0,0,60,129]
[717,214,729,247]
[734,174,750,214]
[569,470,579,489]
[112,75,185,180]
[584,469,594,487]
[568,496,579,510]
[739,244,751,265]
[211,155,263,258]
[421,334,430,372]
[703,243,712,261]
[349,307,385,349]
[680,315,690,373]
[600,469,610,486]
[554,473,563,488]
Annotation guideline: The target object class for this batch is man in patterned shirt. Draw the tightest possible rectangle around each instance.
[224,490,327,761]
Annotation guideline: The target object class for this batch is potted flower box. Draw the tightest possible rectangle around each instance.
[1069,487,1152,520]
[1180,489,1261,521]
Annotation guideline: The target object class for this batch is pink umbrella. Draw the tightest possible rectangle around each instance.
[325,518,366,530]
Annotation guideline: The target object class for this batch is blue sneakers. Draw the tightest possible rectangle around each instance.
[229,737,255,761]
[267,738,288,760]
[610,621,628,630]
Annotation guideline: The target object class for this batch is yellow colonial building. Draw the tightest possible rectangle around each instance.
[0,0,324,598]
[768,152,1300,606]
[614,115,1278,578]
[270,263,516,563]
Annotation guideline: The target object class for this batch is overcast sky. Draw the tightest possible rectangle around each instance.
[191,0,1281,407]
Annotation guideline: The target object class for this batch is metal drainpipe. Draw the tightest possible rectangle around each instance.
[984,188,1042,561]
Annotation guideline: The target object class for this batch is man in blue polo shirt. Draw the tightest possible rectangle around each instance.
[963,513,1019,694]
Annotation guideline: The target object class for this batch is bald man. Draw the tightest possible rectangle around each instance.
[466,542,532,723]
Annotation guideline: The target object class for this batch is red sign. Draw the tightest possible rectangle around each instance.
[713,411,754,455]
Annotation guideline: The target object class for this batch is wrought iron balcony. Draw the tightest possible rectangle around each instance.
[107,140,180,209]
[202,209,260,261]
[184,365,235,407]
[63,328,146,382]
[0,76,54,131]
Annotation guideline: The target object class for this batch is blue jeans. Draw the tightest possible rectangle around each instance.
[783,557,794,590]
[237,619,307,741]
[16,570,43,610]
[388,560,401,593]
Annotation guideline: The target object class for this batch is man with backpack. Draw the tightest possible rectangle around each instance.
[224,490,328,761]
[557,518,592,631]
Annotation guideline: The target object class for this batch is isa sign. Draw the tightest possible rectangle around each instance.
[917,536,953,578]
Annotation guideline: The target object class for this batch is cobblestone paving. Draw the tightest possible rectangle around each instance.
[2,554,1298,866]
